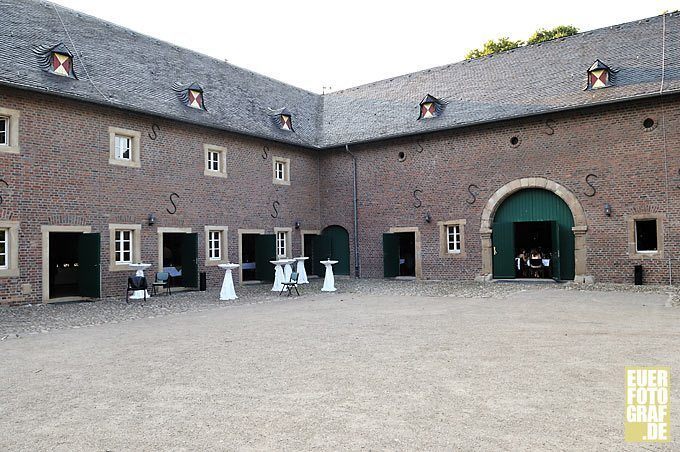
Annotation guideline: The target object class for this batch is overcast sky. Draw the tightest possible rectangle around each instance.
[51,0,680,93]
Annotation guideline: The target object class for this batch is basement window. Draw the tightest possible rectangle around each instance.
[635,219,658,253]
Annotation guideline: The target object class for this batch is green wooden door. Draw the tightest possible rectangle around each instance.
[550,221,562,281]
[492,223,515,279]
[255,234,276,281]
[493,188,575,280]
[321,226,350,276]
[313,234,326,277]
[181,233,199,288]
[383,233,399,278]
[77,232,101,298]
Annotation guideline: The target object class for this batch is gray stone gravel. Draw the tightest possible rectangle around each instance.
[1,278,677,339]
[0,286,677,450]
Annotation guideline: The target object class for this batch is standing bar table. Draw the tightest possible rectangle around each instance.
[270,260,288,292]
[294,256,309,284]
[218,263,240,300]
[128,263,151,299]
[320,260,338,292]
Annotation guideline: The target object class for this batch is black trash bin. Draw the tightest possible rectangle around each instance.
[634,265,643,285]
[199,272,207,291]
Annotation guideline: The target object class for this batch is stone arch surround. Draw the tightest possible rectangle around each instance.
[478,177,592,283]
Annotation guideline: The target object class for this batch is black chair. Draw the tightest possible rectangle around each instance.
[280,271,300,296]
[151,271,171,296]
[126,276,148,302]
[528,258,543,278]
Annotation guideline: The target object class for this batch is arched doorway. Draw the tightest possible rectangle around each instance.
[320,226,350,276]
[479,178,589,282]
[492,189,574,279]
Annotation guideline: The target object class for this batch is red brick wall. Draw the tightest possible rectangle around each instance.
[1,86,678,305]
[0,87,321,304]
[321,96,679,284]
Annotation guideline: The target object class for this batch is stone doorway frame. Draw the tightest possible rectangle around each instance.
[478,177,591,283]
[388,226,423,279]
[41,225,93,302]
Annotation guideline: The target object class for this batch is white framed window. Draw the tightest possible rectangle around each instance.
[272,156,290,185]
[276,231,287,257]
[108,127,141,168]
[438,219,466,258]
[207,150,220,172]
[447,225,461,254]
[0,117,7,146]
[0,229,7,269]
[204,226,229,265]
[203,144,228,178]
[635,220,658,253]
[115,229,133,264]
[208,230,221,260]
[114,134,131,161]
[0,107,20,154]
[0,221,19,277]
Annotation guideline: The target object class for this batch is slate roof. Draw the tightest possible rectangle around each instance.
[1,0,679,149]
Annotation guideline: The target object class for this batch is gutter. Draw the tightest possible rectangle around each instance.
[344,144,361,278]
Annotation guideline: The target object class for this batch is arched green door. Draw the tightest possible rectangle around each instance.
[320,226,350,276]
[492,188,575,280]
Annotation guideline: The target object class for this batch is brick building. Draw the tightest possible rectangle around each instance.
[0,0,678,304]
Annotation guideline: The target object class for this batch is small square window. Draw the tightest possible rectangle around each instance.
[447,225,461,254]
[0,117,7,146]
[208,230,222,260]
[114,135,132,161]
[207,150,220,172]
[635,220,658,253]
[272,157,290,185]
[203,145,228,178]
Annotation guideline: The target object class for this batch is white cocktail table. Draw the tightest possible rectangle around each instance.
[128,263,151,299]
[270,260,288,292]
[281,258,295,283]
[320,260,338,292]
[294,256,309,284]
[218,263,240,300]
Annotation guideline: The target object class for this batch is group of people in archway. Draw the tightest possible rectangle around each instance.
[516,248,549,278]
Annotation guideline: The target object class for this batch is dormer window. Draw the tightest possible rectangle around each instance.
[269,108,294,131]
[172,82,206,110]
[587,60,612,90]
[32,43,77,79]
[418,94,445,120]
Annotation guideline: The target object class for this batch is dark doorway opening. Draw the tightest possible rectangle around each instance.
[241,233,259,282]
[514,221,553,279]
[162,233,198,288]
[303,233,320,277]
[49,232,81,298]
[320,226,350,276]
[397,232,416,277]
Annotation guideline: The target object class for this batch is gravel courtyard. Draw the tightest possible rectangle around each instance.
[0,280,678,450]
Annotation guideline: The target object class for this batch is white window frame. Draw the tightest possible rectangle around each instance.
[203,144,228,178]
[634,220,658,254]
[272,156,290,185]
[108,127,141,168]
[108,224,142,271]
[0,221,20,277]
[0,228,8,270]
[438,220,466,258]
[115,229,133,264]
[208,230,221,260]
[114,134,132,161]
[0,107,20,154]
[0,116,8,146]
[274,227,292,258]
[447,224,461,254]
[204,226,229,266]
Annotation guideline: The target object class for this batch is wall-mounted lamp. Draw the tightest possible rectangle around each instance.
[148,213,157,226]
[424,212,432,223]
[294,221,301,229]
[604,203,612,217]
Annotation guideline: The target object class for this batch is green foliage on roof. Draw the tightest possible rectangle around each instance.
[466,25,579,60]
